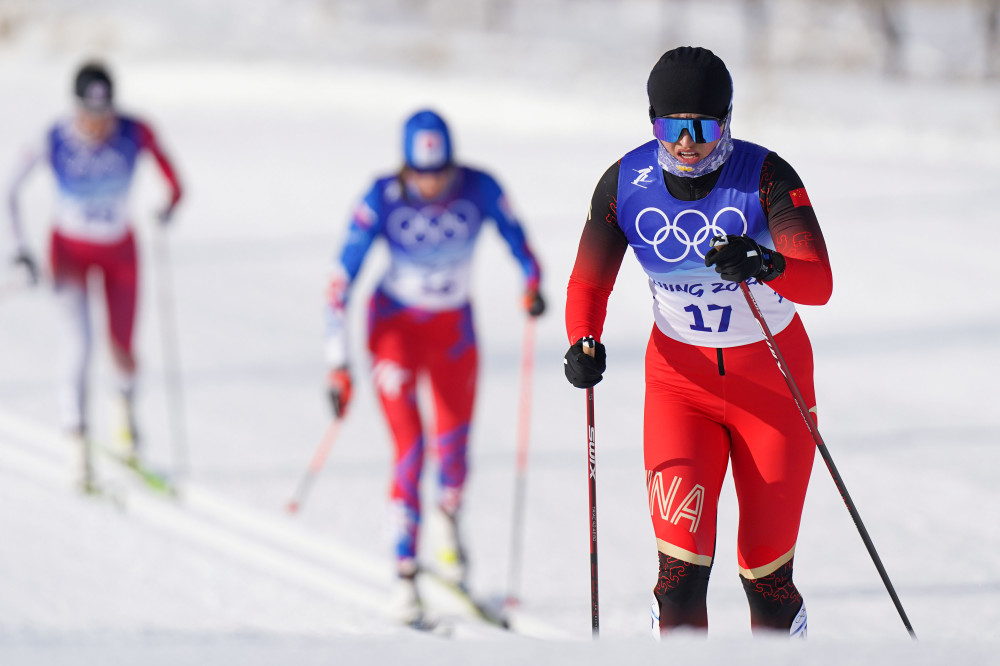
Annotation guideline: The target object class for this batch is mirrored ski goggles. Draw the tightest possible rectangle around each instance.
[652,116,726,144]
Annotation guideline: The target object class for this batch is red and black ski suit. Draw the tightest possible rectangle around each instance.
[566,139,832,633]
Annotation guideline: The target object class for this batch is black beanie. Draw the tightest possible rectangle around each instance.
[74,62,114,111]
[647,47,732,119]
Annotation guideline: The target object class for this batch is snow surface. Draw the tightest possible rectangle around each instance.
[1,1,999,664]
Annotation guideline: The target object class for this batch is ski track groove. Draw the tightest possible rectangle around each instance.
[0,408,567,639]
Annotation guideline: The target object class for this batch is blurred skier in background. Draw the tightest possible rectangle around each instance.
[324,109,545,623]
[563,47,833,637]
[7,61,183,491]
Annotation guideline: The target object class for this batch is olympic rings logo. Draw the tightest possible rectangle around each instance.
[387,199,477,251]
[634,206,748,263]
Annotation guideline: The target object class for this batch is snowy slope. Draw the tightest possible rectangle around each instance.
[1,1,999,664]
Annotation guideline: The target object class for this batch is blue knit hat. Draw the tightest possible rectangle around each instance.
[403,109,453,172]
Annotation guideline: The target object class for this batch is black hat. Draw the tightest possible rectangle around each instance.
[74,62,114,112]
[647,47,732,120]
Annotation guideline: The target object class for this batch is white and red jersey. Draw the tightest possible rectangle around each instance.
[8,113,182,249]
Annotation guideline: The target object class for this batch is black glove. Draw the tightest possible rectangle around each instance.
[156,205,176,226]
[563,336,607,388]
[12,251,39,285]
[524,289,546,317]
[704,234,785,283]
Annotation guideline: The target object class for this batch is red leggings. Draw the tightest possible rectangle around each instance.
[367,290,478,562]
[644,314,816,576]
[50,229,138,363]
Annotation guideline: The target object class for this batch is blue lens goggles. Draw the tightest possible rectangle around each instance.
[652,116,726,144]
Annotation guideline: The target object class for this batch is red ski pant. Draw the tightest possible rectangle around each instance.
[49,229,138,431]
[644,314,816,578]
[50,229,139,362]
[367,290,478,562]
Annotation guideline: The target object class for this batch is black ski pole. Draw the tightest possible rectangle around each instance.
[739,281,916,639]
[585,344,599,636]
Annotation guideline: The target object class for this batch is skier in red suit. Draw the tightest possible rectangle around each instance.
[563,47,832,637]
[7,61,182,490]
[324,109,544,623]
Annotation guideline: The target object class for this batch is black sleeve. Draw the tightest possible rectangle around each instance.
[757,152,833,305]
[759,152,805,220]
[588,160,628,242]
[566,161,629,343]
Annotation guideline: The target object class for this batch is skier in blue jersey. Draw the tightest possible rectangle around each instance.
[564,47,832,638]
[7,61,183,491]
[324,109,545,623]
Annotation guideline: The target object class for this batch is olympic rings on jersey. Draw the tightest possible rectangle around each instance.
[387,199,478,252]
[634,206,748,263]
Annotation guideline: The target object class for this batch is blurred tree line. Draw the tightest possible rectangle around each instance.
[2,0,997,79]
[321,0,1000,79]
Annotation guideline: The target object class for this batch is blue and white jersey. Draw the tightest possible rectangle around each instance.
[7,114,179,248]
[324,166,540,367]
[617,139,796,347]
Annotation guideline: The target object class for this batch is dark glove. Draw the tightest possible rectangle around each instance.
[563,336,607,388]
[327,367,353,418]
[524,289,546,317]
[704,234,785,283]
[156,204,177,226]
[12,251,39,285]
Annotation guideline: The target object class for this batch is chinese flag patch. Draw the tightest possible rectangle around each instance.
[789,187,812,208]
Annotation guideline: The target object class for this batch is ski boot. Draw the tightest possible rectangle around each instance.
[111,391,140,465]
[789,601,808,638]
[431,505,468,588]
[650,598,661,640]
[70,428,97,494]
[390,558,424,625]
